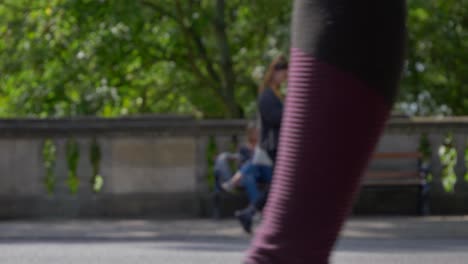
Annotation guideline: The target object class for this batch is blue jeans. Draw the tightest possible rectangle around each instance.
[240,162,273,205]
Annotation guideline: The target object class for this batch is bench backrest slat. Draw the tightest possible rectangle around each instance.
[363,151,425,186]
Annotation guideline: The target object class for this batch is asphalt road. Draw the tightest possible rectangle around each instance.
[1,217,467,264]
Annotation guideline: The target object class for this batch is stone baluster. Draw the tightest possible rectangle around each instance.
[76,138,93,196]
[195,136,210,193]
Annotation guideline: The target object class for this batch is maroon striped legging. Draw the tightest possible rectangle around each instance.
[245,0,407,263]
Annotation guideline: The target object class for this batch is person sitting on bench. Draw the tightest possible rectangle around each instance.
[213,123,258,192]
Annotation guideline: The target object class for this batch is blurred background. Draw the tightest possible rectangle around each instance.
[0,0,466,119]
[1,1,468,263]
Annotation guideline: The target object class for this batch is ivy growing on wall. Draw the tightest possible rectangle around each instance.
[66,138,80,194]
[42,139,56,195]
[438,134,457,192]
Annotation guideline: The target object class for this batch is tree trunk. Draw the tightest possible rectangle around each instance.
[214,0,243,118]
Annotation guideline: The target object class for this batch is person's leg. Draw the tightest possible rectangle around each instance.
[223,162,272,206]
[222,159,257,193]
[241,167,262,205]
[245,0,406,263]
[252,165,273,211]
[241,165,273,206]
[257,165,273,183]
[221,171,244,192]
[236,165,274,233]
[230,172,243,186]
[234,164,264,233]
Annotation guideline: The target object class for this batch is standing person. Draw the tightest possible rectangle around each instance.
[257,55,288,164]
[245,0,406,263]
[228,55,288,233]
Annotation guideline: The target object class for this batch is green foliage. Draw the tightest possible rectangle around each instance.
[0,0,290,118]
[438,135,457,192]
[0,1,466,117]
[90,138,103,193]
[398,0,468,116]
[42,139,56,194]
[66,138,80,194]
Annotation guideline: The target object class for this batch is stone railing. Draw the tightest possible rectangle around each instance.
[0,116,467,219]
[0,116,246,219]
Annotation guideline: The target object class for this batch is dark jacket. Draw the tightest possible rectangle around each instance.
[258,87,283,162]
[238,145,254,165]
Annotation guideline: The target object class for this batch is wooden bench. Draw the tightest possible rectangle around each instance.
[212,151,430,218]
[362,152,430,215]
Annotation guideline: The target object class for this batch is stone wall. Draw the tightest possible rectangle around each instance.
[0,115,467,218]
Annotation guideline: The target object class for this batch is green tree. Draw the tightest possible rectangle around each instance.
[0,0,466,118]
[0,0,290,118]
[398,0,468,116]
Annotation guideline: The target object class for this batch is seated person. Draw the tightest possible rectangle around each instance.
[213,123,257,192]
[219,151,273,234]
[221,140,274,234]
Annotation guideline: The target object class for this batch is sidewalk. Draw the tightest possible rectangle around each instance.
[1,216,468,240]
[1,216,467,264]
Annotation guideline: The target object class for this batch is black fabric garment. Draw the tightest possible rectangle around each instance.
[258,87,284,162]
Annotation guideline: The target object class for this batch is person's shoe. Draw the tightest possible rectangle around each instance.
[221,181,236,193]
[235,206,256,234]
[235,210,253,234]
